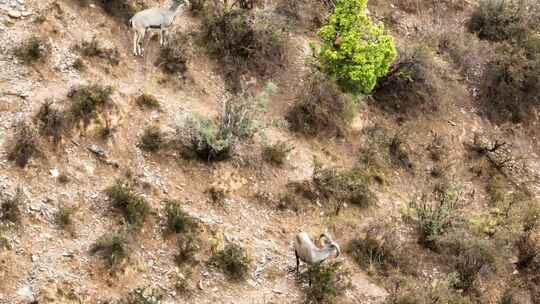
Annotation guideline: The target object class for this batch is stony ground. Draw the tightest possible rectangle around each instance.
[0,0,539,303]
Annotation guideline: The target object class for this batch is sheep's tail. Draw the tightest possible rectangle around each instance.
[128,18,133,29]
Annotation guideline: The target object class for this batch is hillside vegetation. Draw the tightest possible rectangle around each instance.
[0,0,539,303]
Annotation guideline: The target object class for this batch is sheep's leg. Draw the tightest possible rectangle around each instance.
[133,31,138,56]
[295,250,299,275]
[160,28,165,46]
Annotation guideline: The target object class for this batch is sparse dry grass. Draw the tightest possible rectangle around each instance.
[105,180,151,229]
[14,36,50,63]
[287,71,355,138]
[7,121,39,168]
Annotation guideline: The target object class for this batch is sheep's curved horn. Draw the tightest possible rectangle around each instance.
[333,243,341,257]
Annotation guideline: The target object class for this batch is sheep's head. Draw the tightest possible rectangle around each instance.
[319,232,341,257]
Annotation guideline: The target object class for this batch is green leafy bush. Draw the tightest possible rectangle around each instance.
[105,181,151,229]
[210,243,251,281]
[318,0,397,94]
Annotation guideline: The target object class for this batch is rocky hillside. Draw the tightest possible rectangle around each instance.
[0,0,539,303]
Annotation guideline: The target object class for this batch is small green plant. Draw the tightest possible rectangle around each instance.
[67,84,113,128]
[210,243,251,281]
[139,126,164,152]
[305,261,349,304]
[56,205,76,231]
[136,94,160,109]
[286,71,355,138]
[104,181,151,228]
[405,185,459,248]
[164,200,198,235]
[174,270,194,297]
[175,233,199,266]
[389,134,414,171]
[34,100,66,146]
[14,36,50,63]
[0,188,24,224]
[90,232,128,268]
[117,287,163,304]
[76,36,120,65]
[7,121,39,168]
[262,141,293,166]
[318,0,397,94]
[178,88,269,161]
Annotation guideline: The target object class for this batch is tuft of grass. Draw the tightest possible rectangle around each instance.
[76,36,119,65]
[389,134,414,172]
[56,205,76,231]
[104,180,151,229]
[405,184,460,249]
[14,36,50,63]
[175,233,199,266]
[139,126,164,152]
[136,94,160,109]
[304,261,350,304]
[164,200,198,235]
[0,188,24,224]
[262,141,293,166]
[117,287,163,304]
[7,121,39,168]
[177,88,270,161]
[313,164,377,211]
[34,100,66,146]
[174,270,194,298]
[209,243,251,281]
[286,71,355,138]
[158,32,188,75]
[90,232,128,268]
[67,84,113,128]
[347,224,402,274]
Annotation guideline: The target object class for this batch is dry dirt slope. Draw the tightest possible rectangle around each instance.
[0,0,389,303]
[1,0,540,303]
